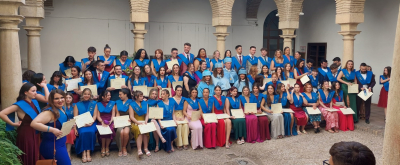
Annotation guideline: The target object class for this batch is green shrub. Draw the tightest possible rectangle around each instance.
[0,120,23,165]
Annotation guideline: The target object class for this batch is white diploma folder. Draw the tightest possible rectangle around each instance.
[306,107,321,115]
[74,112,94,128]
[113,115,131,128]
[57,119,76,139]
[96,125,113,135]
[357,90,373,101]
[138,122,157,134]
[66,78,82,91]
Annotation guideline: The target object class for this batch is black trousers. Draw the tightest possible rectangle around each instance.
[356,96,372,120]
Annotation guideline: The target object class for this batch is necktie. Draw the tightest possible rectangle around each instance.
[98,72,101,81]
[187,54,190,61]
[239,56,242,65]
[264,56,267,62]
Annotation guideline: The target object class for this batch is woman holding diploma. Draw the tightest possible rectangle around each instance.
[66,66,82,103]
[194,60,208,83]
[115,89,134,156]
[198,88,217,149]
[31,89,72,165]
[157,89,177,153]
[78,70,98,100]
[252,84,270,141]
[60,56,82,79]
[114,50,132,76]
[239,86,259,143]
[276,83,297,136]
[282,63,294,81]
[129,66,145,89]
[168,64,183,96]
[183,88,203,149]
[132,49,150,73]
[288,84,308,134]
[261,85,285,139]
[97,44,115,74]
[95,90,116,157]
[74,88,97,162]
[151,49,166,76]
[172,86,189,150]
[50,71,66,91]
[213,86,232,148]
[378,66,391,118]
[65,93,76,159]
[332,82,354,131]
[146,88,167,152]
[337,60,358,122]
[226,87,246,144]
[302,83,322,133]
[194,48,212,72]
[318,81,339,133]
[143,64,156,87]
[130,90,151,157]
[0,83,42,165]
[183,63,197,98]
[294,59,308,93]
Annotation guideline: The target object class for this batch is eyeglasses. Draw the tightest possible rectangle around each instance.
[323,160,330,165]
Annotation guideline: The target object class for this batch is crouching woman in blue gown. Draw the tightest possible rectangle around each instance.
[31,89,72,165]
[157,89,177,153]
[73,88,98,162]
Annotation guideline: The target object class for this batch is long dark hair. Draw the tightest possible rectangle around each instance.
[224,50,232,58]
[157,66,166,80]
[50,71,63,86]
[120,88,132,100]
[227,86,239,98]
[83,70,94,85]
[134,49,149,60]
[331,82,342,99]
[71,66,81,77]
[22,70,36,83]
[296,59,304,70]
[238,67,250,88]
[45,89,66,119]
[31,73,44,91]
[63,56,76,67]
[384,66,391,78]
[196,48,207,59]
[17,83,35,101]
[189,87,198,99]
[266,84,275,107]
[120,50,128,57]
[98,90,111,102]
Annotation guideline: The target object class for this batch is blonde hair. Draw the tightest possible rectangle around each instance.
[213,50,220,59]
[249,65,258,78]
[274,50,283,62]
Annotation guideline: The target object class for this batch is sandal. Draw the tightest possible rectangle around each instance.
[105,150,110,157]
[87,156,92,162]
[237,140,241,145]
[302,130,307,134]
[144,149,151,156]
[328,130,334,133]
[241,139,245,144]
[297,131,302,135]
[226,144,230,149]
[183,145,189,150]
[82,156,87,163]
[154,146,160,153]
[118,151,123,157]
[101,148,105,158]
[138,150,143,158]
[123,151,128,157]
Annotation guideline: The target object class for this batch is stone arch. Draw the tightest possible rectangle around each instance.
[209,0,235,26]
[246,0,263,19]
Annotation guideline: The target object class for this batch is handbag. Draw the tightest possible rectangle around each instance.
[36,117,57,165]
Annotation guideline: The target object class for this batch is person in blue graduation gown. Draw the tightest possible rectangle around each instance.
[263,73,282,91]
[260,84,285,139]
[302,83,322,133]
[22,70,36,84]
[97,44,116,74]
[212,63,231,95]
[107,65,129,101]
[78,70,99,100]
[193,48,212,73]
[151,49,166,76]
[64,92,76,157]
[82,46,97,72]
[318,59,331,87]
[157,89,177,153]
[197,70,215,98]
[304,59,314,74]
[177,44,195,76]
[132,49,150,73]
[293,51,305,69]
[129,90,150,157]
[143,64,157,87]
[115,50,132,76]
[146,88,167,152]
[66,66,82,103]
[378,66,391,117]
[244,46,259,72]
[247,65,259,84]
[129,66,146,90]
[114,89,134,156]
[155,67,168,91]
[31,89,72,165]
[31,73,51,109]
[234,68,253,95]
[223,50,232,59]
[259,65,271,79]
[355,63,376,124]
[167,64,183,96]
[275,83,298,136]
[257,48,272,71]
[283,47,295,67]
[270,50,289,72]
[232,45,247,71]
[327,63,340,83]
[194,59,209,83]
[171,86,189,149]
[92,60,110,96]
[308,69,319,92]
[49,71,66,91]
[73,88,98,162]
[282,63,294,80]
[210,50,223,70]
[223,58,238,86]
[60,56,82,79]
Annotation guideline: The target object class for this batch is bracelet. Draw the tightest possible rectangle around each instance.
[47,126,50,132]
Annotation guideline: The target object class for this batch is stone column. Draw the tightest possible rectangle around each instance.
[335,0,365,65]
[130,0,149,52]
[0,0,25,108]
[382,4,400,164]
[213,25,229,59]
[280,29,296,50]
[20,0,44,72]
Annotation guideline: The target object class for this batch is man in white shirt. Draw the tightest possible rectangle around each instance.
[257,48,271,72]
[233,45,246,71]
[246,46,257,72]
[106,65,128,101]
[93,60,110,95]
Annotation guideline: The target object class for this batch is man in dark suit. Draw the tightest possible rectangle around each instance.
[355,63,376,124]
[317,59,330,88]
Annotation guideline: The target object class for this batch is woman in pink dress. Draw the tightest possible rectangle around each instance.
[238,86,259,143]
[288,84,308,134]
[318,81,339,133]
[183,87,203,149]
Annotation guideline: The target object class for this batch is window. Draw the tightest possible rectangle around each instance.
[307,43,327,68]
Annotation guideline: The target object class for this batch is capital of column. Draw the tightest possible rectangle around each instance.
[280,28,297,40]
[23,26,43,36]
[131,22,147,39]
[338,31,361,41]
[0,15,24,31]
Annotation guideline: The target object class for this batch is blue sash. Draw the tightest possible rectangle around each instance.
[318,89,335,104]
[59,62,82,75]
[64,104,75,119]
[341,69,356,80]
[134,59,150,67]
[131,77,145,87]
[173,97,186,110]
[231,57,241,70]
[177,53,194,65]
[327,71,338,82]
[302,92,318,104]
[334,90,344,102]
[195,71,203,80]
[81,58,91,66]
[251,93,264,108]
[143,75,156,87]
[130,101,148,116]
[147,99,159,107]
[273,57,287,68]
[116,59,132,70]
[246,56,258,65]
[356,71,373,85]
[227,97,240,109]
[380,75,389,91]
[185,98,199,109]
[282,72,294,80]
[167,75,183,84]
[292,94,303,108]
[157,98,175,119]
[259,74,271,78]
[211,59,223,66]
[283,55,295,67]
[258,56,271,68]
[195,57,210,69]
[152,59,166,72]
[185,71,195,80]
[98,56,116,67]
[213,96,226,110]
[76,101,96,116]
[247,75,255,84]
[304,66,313,73]
[92,71,109,88]
[97,101,115,113]
[156,77,168,88]
[116,99,133,112]
[199,98,213,113]
[44,107,68,125]
[309,75,318,87]
[6,100,41,131]
[318,68,331,77]
[274,93,288,106]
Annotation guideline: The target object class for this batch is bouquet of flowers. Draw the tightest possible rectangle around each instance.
[124,66,134,76]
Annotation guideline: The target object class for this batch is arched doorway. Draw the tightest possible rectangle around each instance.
[263,10,295,58]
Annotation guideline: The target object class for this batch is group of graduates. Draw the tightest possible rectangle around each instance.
[0,43,391,165]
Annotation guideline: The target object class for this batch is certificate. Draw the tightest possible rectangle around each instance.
[230,109,245,118]
[147,87,157,97]
[113,115,131,128]
[280,80,289,87]
[203,113,218,123]
[263,78,272,85]
[174,110,184,118]
[256,112,268,116]
[159,88,171,98]
[306,107,321,115]
[216,113,230,119]
[133,86,148,96]
[138,122,157,134]
[96,125,113,135]
[300,75,310,84]
[160,120,177,127]
[271,103,283,114]
[64,68,72,77]
[74,112,94,128]
[172,81,183,91]
[326,108,339,112]
[66,78,82,91]
[335,102,345,106]
[190,111,201,121]
[340,108,355,115]
[57,119,76,139]
[80,85,97,96]
[149,107,163,119]
[288,78,297,87]
[282,108,294,113]
[110,78,126,89]
[357,90,373,101]
[176,119,188,124]
[166,59,179,69]
[348,84,359,93]
[244,103,257,113]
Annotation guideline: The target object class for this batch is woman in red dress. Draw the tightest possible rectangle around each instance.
[198,88,217,149]
[294,59,308,93]
[378,66,391,119]
[332,82,354,131]
[212,86,232,148]
[288,84,309,134]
